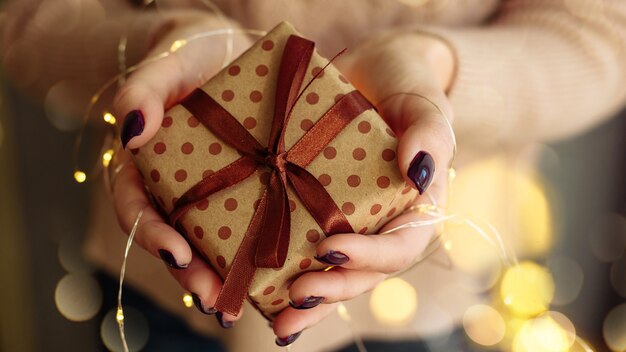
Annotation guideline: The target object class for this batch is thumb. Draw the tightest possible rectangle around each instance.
[379,88,455,195]
[114,46,213,149]
[114,18,252,149]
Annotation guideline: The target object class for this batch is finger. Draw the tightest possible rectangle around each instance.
[288,267,386,308]
[112,151,192,268]
[337,34,455,195]
[166,252,243,326]
[315,226,432,274]
[392,89,455,195]
[114,25,248,149]
[271,302,339,345]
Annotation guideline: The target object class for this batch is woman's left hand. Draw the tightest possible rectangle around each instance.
[271,31,457,345]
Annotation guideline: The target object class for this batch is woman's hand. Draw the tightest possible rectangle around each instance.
[271,32,457,344]
[112,13,253,327]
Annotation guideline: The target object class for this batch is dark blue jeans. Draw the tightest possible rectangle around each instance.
[97,272,480,351]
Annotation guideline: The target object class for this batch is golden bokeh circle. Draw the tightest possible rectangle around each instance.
[101,306,149,352]
[500,261,554,317]
[54,273,102,322]
[604,303,626,352]
[462,304,506,346]
[370,278,418,326]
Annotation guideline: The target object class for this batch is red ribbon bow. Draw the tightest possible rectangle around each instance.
[169,35,373,315]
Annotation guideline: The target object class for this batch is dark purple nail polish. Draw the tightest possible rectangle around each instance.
[408,151,434,194]
[289,296,325,310]
[216,312,234,329]
[315,250,349,266]
[275,331,302,347]
[121,110,144,149]
[158,249,187,269]
[191,293,217,315]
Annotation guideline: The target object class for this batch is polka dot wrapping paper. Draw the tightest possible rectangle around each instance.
[131,22,418,319]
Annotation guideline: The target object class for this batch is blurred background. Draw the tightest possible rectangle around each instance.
[1,1,626,352]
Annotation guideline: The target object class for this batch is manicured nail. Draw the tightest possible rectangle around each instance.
[289,296,325,310]
[408,151,434,194]
[275,331,302,347]
[216,312,234,329]
[121,110,144,149]
[158,249,188,269]
[315,250,349,266]
[191,293,217,315]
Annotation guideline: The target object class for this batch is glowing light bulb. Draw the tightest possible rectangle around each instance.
[170,39,187,52]
[182,293,194,308]
[337,303,350,321]
[102,149,114,167]
[116,307,124,323]
[448,167,456,180]
[103,112,116,125]
[74,170,87,183]
[444,240,453,251]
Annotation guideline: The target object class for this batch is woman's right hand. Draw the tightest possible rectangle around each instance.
[111,12,252,327]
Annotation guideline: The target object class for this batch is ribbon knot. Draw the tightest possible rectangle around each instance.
[169,34,374,316]
[264,150,287,172]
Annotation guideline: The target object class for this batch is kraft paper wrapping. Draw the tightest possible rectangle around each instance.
[132,22,419,318]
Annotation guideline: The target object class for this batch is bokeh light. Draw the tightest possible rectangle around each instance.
[589,213,626,263]
[462,304,506,346]
[603,303,626,352]
[170,39,187,52]
[58,235,95,273]
[610,256,626,298]
[182,293,194,308]
[44,81,83,131]
[513,312,576,352]
[74,170,87,183]
[370,278,418,326]
[500,261,554,316]
[547,256,584,306]
[103,112,117,125]
[54,273,102,322]
[448,156,553,263]
[101,306,149,352]
[102,149,114,167]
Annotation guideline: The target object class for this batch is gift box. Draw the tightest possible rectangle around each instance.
[131,22,419,319]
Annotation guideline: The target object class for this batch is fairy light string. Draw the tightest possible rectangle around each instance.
[71,2,597,351]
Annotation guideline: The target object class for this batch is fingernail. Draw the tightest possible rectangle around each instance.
[289,296,325,310]
[314,250,349,266]
[408,151,434,194]
[275,331,302,347]
[121,110,144,149]
[191,293,217,315]
[158,249,188,269]
[216,312,235,329]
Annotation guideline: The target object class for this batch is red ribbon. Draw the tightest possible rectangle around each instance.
[169,35,373,315]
